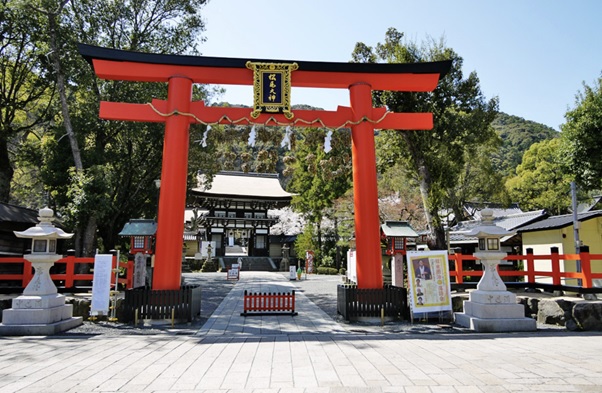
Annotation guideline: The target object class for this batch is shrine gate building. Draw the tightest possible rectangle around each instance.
[190,171,293,258]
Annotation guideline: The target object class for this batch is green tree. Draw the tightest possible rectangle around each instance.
[14,0,210,255]
[491,112,559,177]
[505,138,572,214]
[559,75,602,191]
[288,128,352,261]
[0,0,54,203]
[358,28,499,249]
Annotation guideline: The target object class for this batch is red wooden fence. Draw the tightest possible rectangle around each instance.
[448,249,602,288]
[241,290,297,316]
[0,254,133,290]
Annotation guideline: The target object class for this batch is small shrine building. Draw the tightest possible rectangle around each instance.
[189,171,293,257]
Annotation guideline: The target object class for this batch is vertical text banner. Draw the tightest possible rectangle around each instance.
[406,251,452,313]
[91,254,113,316]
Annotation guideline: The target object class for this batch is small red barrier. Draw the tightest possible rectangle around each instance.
[241,290,297,316]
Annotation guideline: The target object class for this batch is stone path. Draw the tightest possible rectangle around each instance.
[0,272,601,392]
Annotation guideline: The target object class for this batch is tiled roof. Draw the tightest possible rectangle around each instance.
[118,219,157,236]
[463,202,523,221]
[381,221,419,237]
[192,171,293,199]
[0,203,39,225]
[451,210,548,244]
[517,210,602,233]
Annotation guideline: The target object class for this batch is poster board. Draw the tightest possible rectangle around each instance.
[91,254,113,316]
[227,263,239,280]
[406,251,452,313]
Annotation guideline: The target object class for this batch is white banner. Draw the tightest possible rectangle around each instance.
[346,250,357,284]
[91,254,113,316]
[406,251,452,313]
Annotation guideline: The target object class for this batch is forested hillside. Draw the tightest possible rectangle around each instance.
[491,112,559,176]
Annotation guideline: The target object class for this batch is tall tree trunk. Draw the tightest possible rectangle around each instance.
[0,136,13,203]
[82,215,97,257]
[47,3,83,172]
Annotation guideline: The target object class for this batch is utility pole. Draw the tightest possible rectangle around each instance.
[571,181,582,285]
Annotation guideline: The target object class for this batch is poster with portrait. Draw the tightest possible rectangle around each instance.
[406,251,452,313]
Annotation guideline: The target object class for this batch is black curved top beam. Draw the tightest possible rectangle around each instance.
[78,43,452,77]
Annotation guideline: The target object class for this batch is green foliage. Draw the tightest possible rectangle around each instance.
[559,75,602,191]
[0,0,54,203]
[505,138,572,214]
[7,0,212,255]
[316,267,338,275]
[294,223,316,262]
[360,28,499,248]
[491,112,559,177]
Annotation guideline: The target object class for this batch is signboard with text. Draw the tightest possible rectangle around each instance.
[406,251,452,313]
[91,254,113,316]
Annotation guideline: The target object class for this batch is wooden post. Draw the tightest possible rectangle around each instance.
[580,245,592,288]
[550,247,561,286]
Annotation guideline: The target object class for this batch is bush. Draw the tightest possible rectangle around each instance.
[316,267,338,275]
[339,268,346,275]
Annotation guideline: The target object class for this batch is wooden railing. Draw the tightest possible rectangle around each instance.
[0,252,133,291]
[449,247,602,292]
[122,285,201,322]
[241,290,297,316]
[337,284,407,321]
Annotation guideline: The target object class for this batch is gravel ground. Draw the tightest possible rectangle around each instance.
[61,272,566,336]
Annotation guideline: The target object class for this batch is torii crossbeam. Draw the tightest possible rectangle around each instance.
[79,44,450,290]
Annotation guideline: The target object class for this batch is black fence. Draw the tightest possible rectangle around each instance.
[337,284,408,321]
[122,284,201,322]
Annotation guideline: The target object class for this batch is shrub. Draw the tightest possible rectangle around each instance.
[339,268,346,275]
[316,267,338,275]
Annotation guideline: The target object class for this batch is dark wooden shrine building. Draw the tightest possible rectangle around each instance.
[190,171,293,257]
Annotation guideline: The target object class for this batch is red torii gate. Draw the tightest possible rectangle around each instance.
[79,44,450,290]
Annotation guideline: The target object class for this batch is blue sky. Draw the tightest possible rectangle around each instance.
[199,0,602,131]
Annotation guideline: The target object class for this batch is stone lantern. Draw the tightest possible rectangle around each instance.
[280,243,290,272]
[0,207,83,335]
[454,209,536,332]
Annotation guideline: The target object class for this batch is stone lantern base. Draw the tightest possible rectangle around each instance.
[454,289,536,332]
[0,293,83,336]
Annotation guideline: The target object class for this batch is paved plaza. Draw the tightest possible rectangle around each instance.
[1,272,601,392]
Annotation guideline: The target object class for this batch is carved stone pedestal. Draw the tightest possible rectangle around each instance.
[454,251,536,332]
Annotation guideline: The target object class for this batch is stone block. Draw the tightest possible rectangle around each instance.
[518,296,539,318]
[0,317,82,336]
[2,304,73,325]
[468,290,516,304]
[537,298,576,326]
[463,301,526,319]
[12,294,66,309]
[572,301,602,331]
[454,313,536,332]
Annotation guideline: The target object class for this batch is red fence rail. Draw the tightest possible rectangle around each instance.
[241,290,297,316]
[448,249,602,289]
[0,253,133,290]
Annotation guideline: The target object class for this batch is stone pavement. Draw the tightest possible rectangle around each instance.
[1,271,602,392]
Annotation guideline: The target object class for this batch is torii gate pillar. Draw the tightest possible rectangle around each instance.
[154,76,193,289]
[350,83,383,288]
